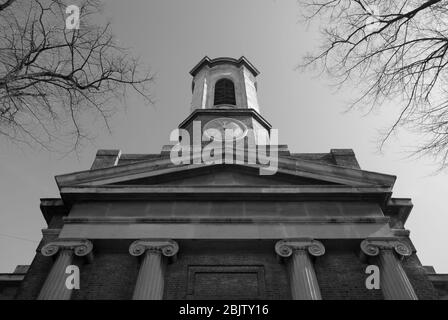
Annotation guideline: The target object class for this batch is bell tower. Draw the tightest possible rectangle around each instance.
[181,56,270,145]
[190,56,261,112]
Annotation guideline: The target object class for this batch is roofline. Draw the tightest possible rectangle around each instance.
[55,154,397,189]
[190,56,260,77]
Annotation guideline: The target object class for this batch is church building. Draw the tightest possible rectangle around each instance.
[2,56,447,300]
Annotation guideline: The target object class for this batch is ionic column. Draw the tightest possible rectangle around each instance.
[361,238,418,300]
[129,240,179,300]
[38,239,93,300]
[275,239,325,300]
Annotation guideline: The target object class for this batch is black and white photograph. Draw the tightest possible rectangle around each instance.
[0,0,447,309]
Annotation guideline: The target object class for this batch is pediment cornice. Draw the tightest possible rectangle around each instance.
[55,150,396,193]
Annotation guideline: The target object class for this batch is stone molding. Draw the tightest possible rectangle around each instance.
[41,228,62,236]
[64,216,390,224]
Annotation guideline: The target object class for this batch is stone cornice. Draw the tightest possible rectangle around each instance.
[45,183,393,221]
[55,153,396,189]
[41,228,61,236]
[40,198,69,225]
[178,108,272,130]
[189,56,260,77]
[383,198,413,229]
[63,216,391,225]
[275,239,325,258]
[59,185,392,203]
[0,274,26,282]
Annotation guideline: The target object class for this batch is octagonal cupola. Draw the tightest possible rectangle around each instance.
[190,56,261,112]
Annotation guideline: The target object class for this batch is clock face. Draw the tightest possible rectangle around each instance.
[203,118,248,141]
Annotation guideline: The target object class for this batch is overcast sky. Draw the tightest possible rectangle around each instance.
[1,0,447,273]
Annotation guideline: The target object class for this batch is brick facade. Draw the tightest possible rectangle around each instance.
[13,239,439,300]
[164,241,290,300]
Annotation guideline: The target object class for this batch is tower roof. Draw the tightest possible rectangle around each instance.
[190,56,260,77]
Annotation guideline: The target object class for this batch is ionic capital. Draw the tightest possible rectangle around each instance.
[129,240,179,259]
[41,239,93,260]
[275,239,325,258]
[360,238,412,258]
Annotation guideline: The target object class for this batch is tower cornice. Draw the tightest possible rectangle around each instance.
[190,56,260,77]
[178,108,272,130]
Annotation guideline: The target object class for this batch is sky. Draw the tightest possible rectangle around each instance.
[1,0,447,273]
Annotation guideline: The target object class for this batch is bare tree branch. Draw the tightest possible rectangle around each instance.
[300,0,448,169]
[0,0,153,152]
[0,0,15,12]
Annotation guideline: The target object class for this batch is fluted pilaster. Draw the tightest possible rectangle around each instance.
[37,239,93,300]
[129,240,179,300]
[361,238,418,300]
[275,239,325,300]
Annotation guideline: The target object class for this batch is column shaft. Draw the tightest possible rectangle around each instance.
[132,251,165,300]
[378,250,418,300]
[288,250,322,300]
[38,250,74,300]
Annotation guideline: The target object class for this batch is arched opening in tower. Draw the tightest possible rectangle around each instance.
[214,79,236,106]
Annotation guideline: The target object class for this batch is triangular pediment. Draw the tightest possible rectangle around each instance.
[111,165,341,186]
[55,151,396,190]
